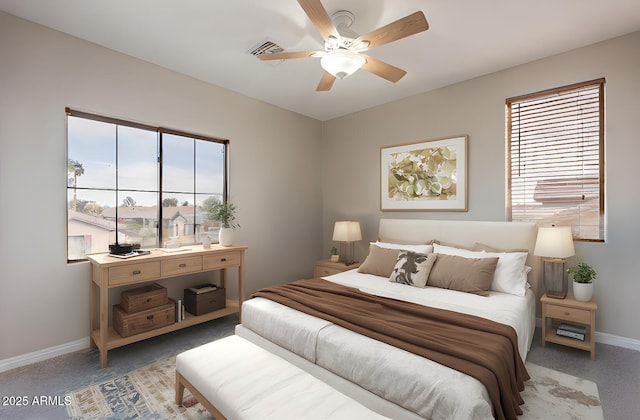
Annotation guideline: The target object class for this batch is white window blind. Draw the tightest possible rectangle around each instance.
[506,79,604,241]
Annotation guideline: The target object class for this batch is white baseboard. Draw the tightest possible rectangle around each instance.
[0,336,90,373]
[596,331,640,351]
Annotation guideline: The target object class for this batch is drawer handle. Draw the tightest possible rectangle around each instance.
[147,315,154,320]
[132,270,141,275]
[564,312,570,316]
[179,263,187,268]
[146,298,152,303]
[221,258,227,262]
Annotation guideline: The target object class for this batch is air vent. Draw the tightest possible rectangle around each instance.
[247,40,284,57]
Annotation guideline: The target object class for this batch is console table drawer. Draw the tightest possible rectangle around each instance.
[109,262,161,286]
[161,256,203,277]
[546,304,591,324]
[203,252,240,270]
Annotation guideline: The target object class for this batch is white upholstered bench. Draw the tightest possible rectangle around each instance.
[175,335,390,420]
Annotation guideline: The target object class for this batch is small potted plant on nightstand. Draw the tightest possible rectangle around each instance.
[567,262,596,302]
[208,199,239,246]
[330,246,339,262]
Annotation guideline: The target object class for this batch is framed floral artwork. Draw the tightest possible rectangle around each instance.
[380,135,468,211]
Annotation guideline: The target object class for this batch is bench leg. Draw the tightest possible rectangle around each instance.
[175,370,227,419]
[175,371,186,406]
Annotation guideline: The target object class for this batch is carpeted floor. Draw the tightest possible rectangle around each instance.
[1,315,639,419]
[0,316,237,420]
[63,357,603,420]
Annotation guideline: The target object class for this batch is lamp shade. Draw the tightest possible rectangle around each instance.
[320,50,366,80]
[332,221,362,242]
[534,226,575,258]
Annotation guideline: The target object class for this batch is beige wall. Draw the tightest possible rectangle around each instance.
[322,31,640,344]
[0,12,323,361]
[1,9,638,364]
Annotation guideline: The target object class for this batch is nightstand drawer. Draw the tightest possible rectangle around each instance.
[546,304,591,324]
[314,260,360,277]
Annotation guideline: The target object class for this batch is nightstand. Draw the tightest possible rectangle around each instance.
[314,260,361,277]
[541,293,598,360]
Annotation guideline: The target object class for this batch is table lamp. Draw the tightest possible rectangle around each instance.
[534,226,575,299]
[332,221,362,266]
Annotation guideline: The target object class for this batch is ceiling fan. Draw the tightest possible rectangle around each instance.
[257,0,429,91]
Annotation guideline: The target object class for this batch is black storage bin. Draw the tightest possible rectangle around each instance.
[184,284,226,315]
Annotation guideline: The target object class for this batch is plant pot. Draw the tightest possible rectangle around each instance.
[218,227,234,247]
[573,281,594,302]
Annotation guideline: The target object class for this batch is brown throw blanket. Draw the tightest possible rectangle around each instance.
[251,278,529,420]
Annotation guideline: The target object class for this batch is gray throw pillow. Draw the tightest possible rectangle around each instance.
[358,244,401,278]
[427,254,499,296]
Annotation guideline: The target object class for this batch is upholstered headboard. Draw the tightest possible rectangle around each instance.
[379,219,541,311]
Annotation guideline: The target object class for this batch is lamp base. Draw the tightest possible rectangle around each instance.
[545,290,567,299]
[339,242,357,266]
[542,258,568,299]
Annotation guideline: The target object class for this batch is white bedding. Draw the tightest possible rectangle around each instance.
[324,269,536,357]
[242,270,535,420]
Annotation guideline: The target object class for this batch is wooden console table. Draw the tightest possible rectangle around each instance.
[88,245,247,368]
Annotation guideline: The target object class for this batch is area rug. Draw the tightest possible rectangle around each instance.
[66,359,603,419]
[520,363,603,420]
[66,357,210,420]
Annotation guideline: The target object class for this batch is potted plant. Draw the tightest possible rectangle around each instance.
[567,262,596,302]
[330,246,339,262]
[208,199,238,246]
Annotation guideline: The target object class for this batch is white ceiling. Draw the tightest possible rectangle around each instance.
[2,0,640,121]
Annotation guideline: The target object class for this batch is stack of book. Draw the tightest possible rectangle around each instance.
[556,323,587,341]
[175,299,185,322]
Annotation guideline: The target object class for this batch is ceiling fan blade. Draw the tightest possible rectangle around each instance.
[297,0,340,41]
[316,71,336,91]
[360,55,407,83]
[257,51,320,61]
[353,11,429,51]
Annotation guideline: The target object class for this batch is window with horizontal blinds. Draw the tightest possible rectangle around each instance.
[506,79,604,241]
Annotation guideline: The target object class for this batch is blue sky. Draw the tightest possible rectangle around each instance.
[68,116,225,208]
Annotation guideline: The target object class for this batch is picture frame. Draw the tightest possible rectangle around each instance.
[380,134,468,211]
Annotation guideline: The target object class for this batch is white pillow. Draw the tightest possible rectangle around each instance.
[433,243,528,296]
[374,241,433,255]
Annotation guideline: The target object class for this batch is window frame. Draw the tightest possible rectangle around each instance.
[66,108,230,262]
[505,78,605,242]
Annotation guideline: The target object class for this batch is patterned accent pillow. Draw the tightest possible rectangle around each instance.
[389,251,437,288]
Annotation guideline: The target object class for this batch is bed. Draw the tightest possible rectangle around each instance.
[236,219,539,420]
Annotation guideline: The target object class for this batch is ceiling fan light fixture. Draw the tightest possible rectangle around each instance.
[324,35,340,52]
[320,49,366,80]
